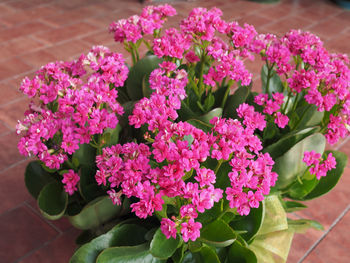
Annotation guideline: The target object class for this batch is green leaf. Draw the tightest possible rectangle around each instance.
[199,219,236,247]
[303,150,348,200]
[197,107,223,124]
[263,127,320,160]
[287,219,324,233]
[126,55,162,100]
[203,93,215,112]
[172,244,187,263]
[274,133,326,189]
[194,245,221,263]
[96,243,165,263]
[263,122,279,140]
[223,85,250,119]
[70,224,149,263]
[79,165,104,202]
[150,228,181,259]
[283,201,307,212]
[287,171,318,200]
[178,101,197,121]
[227,242,257,263]
[103,124,122,147]
[37,181,68,220]
[73,143,96,167]
[186,119,213,133]
[261,65,284,96]
[25,161,54,199]
[215,161,232,189]
[68,196,122,230]
[294,104,324,129]
[230,203,264,242]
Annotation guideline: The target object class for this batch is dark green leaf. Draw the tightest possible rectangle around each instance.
[25,161,54,199]
[294,104,324,129]
[150,228,181,259]
[303,150,348,200]
[73,144,96,167]
[287,172,318,200]
[263,127,320,159]
[203,93,215,112]
[274,133,326,189]
[215,161,232,189]
[283,201,307,212]
[172,244,187,263]
[263,122,279,140]
[261,65,284,96]
[79,165,103,202]
[186,119,213,133]
[103,124,122,147]
[68,196,122,230]
[194,245,220,263]
[96,243,165,263]
[230,203,264,243]
[288,219,324,233]
[126,55,162,100]
[223,85,250,119]
[37,181,68,220]
[178,101,197,121]
[199,219,236,247]
[70,224,149,263]
[197,107,223,124]
[226,241,257,263]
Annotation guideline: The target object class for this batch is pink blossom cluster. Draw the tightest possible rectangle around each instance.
[251,30,350,144]
[109,4,176,43]
[96,61,276,241]
[303,151,336,180]
[62,170,80,195]
[254,93,289,128]
[17,46,128,173]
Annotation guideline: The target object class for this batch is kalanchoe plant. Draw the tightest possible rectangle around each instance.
[17,4,349,263]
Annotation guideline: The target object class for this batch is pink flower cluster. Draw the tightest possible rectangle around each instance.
[109,4,176,43]
[303,151,336,180]
[254,93,289,128]
[62,170,80,195]
[96,62,277,241]
[251,30,350,144]
[17,46,128,172]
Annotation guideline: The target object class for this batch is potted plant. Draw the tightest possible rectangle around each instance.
[17,4,349,262]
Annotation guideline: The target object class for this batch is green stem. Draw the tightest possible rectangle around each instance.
[291,103,312,130]
[198,53,206,96]
[265,62,273,96]
[214,159,223,174]
[282,90,292,114]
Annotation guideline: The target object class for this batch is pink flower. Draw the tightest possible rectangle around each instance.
[274,112,289,128]
[62,170,80,195]
[181,219,202,242]
[161,218,177,239]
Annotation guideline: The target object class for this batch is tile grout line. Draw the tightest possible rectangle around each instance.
[298,204,350,263]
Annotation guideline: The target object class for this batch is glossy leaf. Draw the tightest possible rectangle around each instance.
[150,228,181,259]
[230,202,264,242]
[287,172,318,200]
[263,127,319,160]
[199,219,236,247]
[73,143,96,167]
[195,245,221,263]
[96,243,165,263]
[197,107,223,124]
[126,55,162,100]
[70,224,149,263]
[25,161,54,199]
[274,133,326,189]
[68,196,122,230]
[103,124,122,147]
[287,219,324,233]
[294,104,324,129]
[227,242,257,263]
[283,201,307,212]
[172,244,187,263]
[261,65,284,96]
[223,85,250,119]
[37,181,68,220]
[303,150,348,200]
[186,119,213,133]
[79,165,103,202]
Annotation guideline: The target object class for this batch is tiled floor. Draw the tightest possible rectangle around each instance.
[0,0,349,262]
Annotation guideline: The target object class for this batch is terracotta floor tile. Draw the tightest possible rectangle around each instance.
[0,132,26,171]
[0,57,32,81]
[262,15,311,36]
[297,2,343,22]
[34,21,100,44]
[44,39,91,61]
[0,97,31,130]
[0,161,32,214]
[325,32,350,55]
[303,210,350,263]
[19,228,80,263]
[295,165,350,230]
[0,205,58,263]
[0,21,53,42]
[238,13,272,28]
[338,140,350,166]
[20,49,59,69]
[82,30,115,47]
[0,82,24,106]
[26,199,75,233]
[307,17,349,41]
[0,121,11,136]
